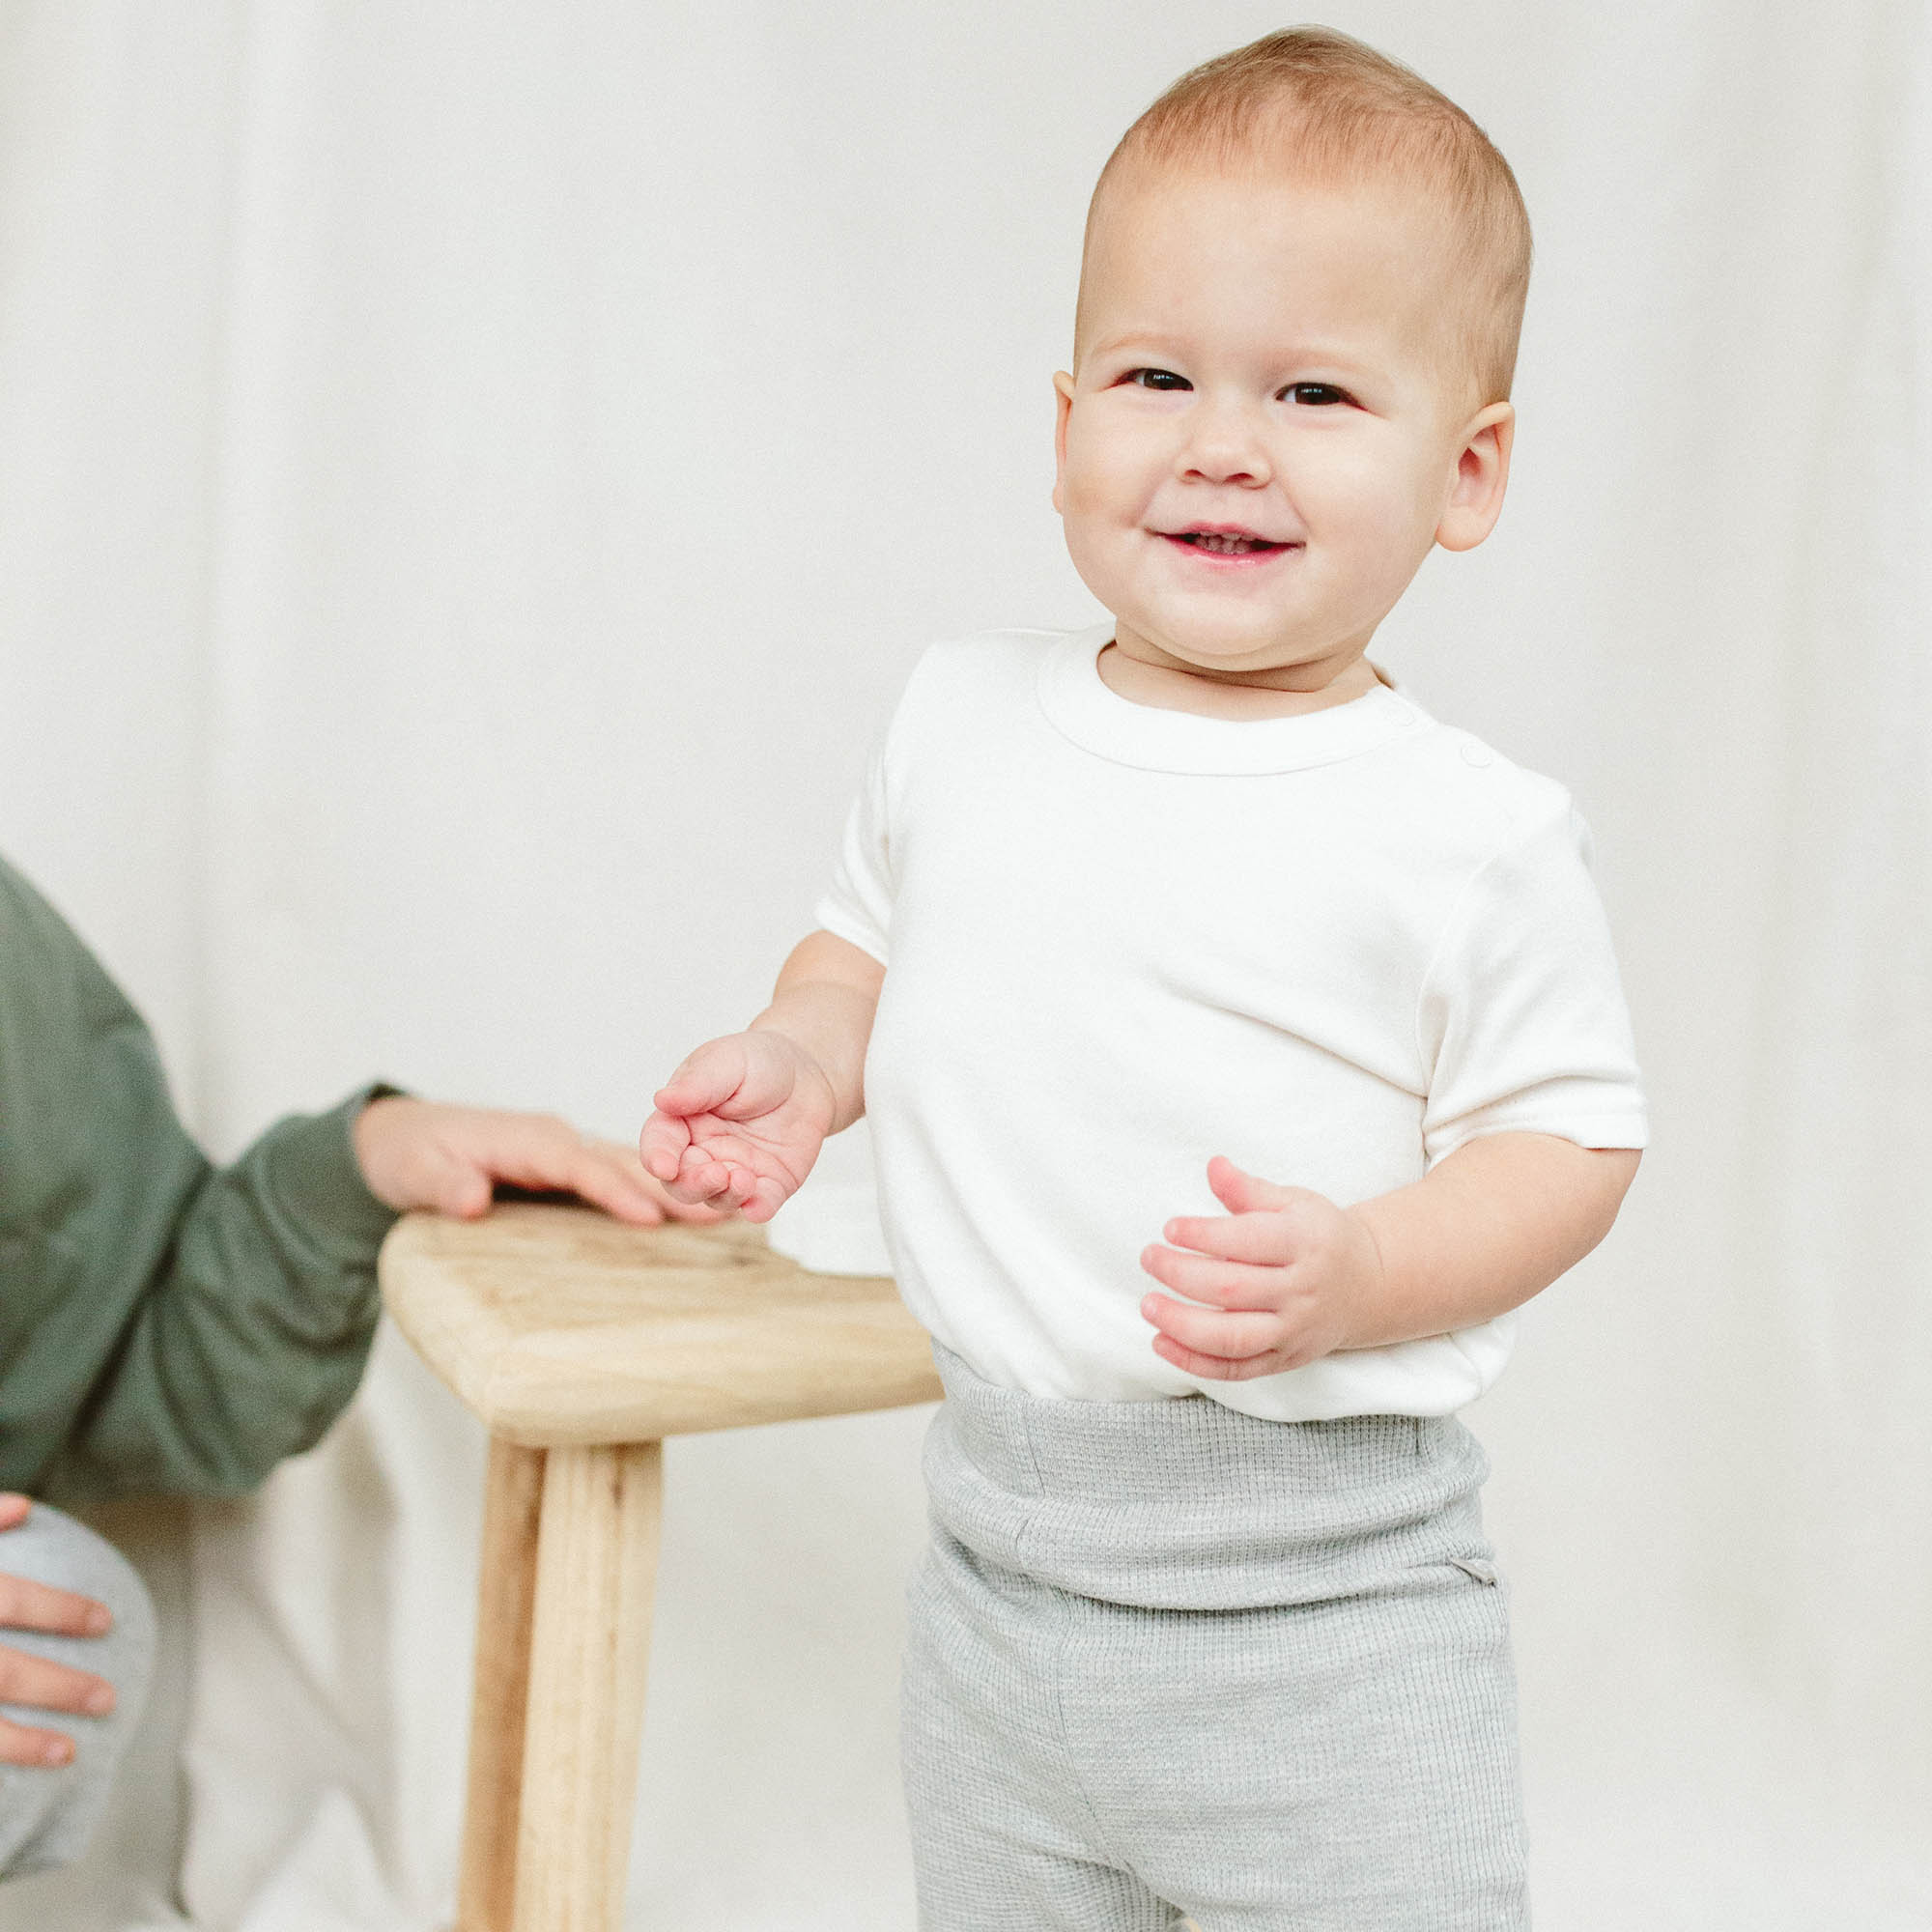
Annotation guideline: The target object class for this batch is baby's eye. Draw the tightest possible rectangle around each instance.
[1282,382,1351,407]
[1125,367,1191,391]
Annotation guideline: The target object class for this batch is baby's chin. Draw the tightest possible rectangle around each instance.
[1119,620,1354,690]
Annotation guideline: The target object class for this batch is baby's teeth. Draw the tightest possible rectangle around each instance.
[1177,531,1267,553]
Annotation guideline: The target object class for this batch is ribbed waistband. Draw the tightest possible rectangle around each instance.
[923,1344,1492,1611]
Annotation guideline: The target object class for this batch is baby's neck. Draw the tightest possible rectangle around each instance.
[1096,641,1384,721]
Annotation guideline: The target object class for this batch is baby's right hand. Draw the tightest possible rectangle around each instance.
[640,1030,836,1222]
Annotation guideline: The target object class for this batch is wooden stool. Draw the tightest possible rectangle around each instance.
[379,1201,940,1932]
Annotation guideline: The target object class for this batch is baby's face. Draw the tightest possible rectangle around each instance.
[1054,167,1512,693]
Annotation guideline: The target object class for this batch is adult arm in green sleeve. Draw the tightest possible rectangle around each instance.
[0,854,401,1503]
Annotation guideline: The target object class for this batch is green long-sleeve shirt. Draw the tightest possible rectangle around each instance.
[0,853,400,1502]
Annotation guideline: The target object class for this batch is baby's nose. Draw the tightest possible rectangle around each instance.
[1177,401,1271,485]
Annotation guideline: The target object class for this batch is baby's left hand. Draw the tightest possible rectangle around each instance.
[1140,1155,1383,1380]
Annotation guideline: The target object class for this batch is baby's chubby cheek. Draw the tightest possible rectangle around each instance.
[1319,476,1445,613]
[1056,492,1143,606]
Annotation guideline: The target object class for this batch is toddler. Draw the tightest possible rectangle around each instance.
[644,26,1645,1929]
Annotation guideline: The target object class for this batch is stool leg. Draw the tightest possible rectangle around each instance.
[512,1440,664,1932]
[457,1438,547,1932]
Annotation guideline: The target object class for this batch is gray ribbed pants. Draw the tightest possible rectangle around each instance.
[901,1348,1528,1930]
[0,1505,156,1883]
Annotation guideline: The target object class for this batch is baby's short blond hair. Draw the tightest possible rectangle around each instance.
[1082,26,1533,406]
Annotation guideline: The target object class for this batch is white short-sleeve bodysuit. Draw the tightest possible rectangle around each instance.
[815,626,1648,1423]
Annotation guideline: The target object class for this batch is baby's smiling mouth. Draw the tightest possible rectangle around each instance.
[1158,524,1298,557]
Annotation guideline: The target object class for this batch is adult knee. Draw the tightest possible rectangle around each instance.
[0,1504,157,1883]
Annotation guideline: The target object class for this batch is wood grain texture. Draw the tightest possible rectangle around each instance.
[512,1441,663,1932]
[380,1204,941,1445]
[456,1437,546,1932]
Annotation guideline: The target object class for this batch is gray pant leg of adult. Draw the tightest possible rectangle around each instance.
[0,1505,157,1883]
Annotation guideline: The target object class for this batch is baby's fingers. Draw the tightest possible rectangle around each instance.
[1148,1331,1283,1383]
[645,1090,742,1175]
[1159,1210,1293,1265]
[653,1030,801,1128]
[1140,1292,1282,1363]
[1140,1243,1284,1307]
[669,1146,740,1205]
[642,1122,741,1214]
[639,1109,695,1183]
[736,1173,795,1225]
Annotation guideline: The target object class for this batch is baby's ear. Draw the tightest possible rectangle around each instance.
[1051,371,1075,513]
[1436,402,1515,553]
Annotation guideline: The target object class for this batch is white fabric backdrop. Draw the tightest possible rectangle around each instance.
[1,2,1927,1926]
